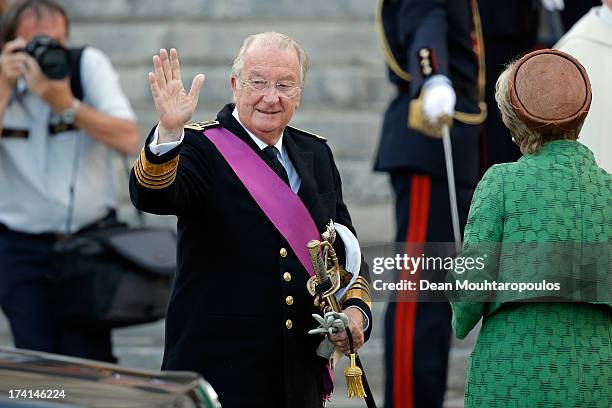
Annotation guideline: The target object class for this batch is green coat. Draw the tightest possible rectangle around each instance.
[451,140,611,339]
[450,140,611,407]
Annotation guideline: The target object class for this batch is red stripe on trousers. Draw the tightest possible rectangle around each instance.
[393,174,431,408]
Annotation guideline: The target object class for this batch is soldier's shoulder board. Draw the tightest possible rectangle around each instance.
[184,120,220,132]
[286,125,327,142]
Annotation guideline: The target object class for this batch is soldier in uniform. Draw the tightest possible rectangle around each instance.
[478,0,539,168]
[374,0,486,407]
[477,0,600,169]
[129,32,373,408]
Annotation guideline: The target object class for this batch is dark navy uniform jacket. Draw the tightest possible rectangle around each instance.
[129,104,372,408]
[374,0,485,187]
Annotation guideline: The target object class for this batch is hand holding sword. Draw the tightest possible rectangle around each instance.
[409,76,462,253]
[309,309,364,354]
[305,225,376,406]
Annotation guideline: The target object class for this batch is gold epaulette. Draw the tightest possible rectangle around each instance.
[286,125,327,142]
[340,276,372,310]
[184,120,220,132]
[133,147,179,190]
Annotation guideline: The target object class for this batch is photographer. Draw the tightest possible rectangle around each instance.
[0,0,138,362]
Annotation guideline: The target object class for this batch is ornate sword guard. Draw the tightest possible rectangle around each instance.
[306,263,341,299]
[306,239,341,300]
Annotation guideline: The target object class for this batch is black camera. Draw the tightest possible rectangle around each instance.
[16,35,71,80]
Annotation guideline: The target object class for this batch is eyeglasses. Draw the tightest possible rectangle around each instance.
[240,78,302,98]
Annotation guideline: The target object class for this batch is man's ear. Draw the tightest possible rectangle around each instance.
[230,76,238,102]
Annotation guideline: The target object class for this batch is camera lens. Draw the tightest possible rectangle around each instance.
[38,48,71,80]
[24,35,71,80]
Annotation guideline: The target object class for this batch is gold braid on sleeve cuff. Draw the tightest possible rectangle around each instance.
[340,276,372,310]
[133,147,179,189]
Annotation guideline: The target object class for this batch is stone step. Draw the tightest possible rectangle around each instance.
[70,21,385,67]
[63,0,374,21]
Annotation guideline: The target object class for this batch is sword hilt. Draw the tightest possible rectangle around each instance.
[307,240,332,293]
[307,239,341,312]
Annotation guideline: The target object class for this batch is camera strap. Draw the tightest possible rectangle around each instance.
[63,47,85,234]
[65,134,82,234]
[68,47,85,101]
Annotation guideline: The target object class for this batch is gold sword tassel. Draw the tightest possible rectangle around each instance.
[345,353,366,398]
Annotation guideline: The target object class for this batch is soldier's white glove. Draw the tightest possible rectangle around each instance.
[422,75,456,126]
[308,311,349,336]
[541,0,564,11]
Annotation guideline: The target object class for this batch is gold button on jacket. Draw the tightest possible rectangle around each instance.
[280,248,288,257]
[285,296,294,305]
[285,319,293,329]
[283,272,291,282]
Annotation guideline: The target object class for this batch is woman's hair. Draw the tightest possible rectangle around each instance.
[495,61,581,155]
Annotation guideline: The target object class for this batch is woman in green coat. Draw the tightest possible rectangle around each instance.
[449,49,611,407]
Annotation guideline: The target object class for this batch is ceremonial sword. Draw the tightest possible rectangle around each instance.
[306,238,377,408]
[441,123,462,254]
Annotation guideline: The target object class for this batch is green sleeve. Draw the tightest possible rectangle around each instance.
[450,165,504,339]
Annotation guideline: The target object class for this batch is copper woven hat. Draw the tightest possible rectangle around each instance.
[509,49,591,136]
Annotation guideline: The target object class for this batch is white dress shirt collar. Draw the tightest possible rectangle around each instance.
[231,108,286,160]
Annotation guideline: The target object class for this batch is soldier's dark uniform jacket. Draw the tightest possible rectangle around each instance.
[374,1,486,408]
[374,0,486,187]
[129,103,372,408]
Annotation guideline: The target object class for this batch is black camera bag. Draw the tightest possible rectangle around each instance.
[50,219,176,329]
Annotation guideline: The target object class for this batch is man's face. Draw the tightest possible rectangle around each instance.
[15,9,68,46]
[231,45,302,145]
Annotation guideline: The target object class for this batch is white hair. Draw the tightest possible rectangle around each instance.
[231,32,309,86]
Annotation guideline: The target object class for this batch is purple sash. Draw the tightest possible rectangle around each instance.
[203,126,334,398]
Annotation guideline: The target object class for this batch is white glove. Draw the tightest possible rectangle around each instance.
[315,338,336,359]
[308,312,349,335]
[541,0,564,11]
[422,75,456,125]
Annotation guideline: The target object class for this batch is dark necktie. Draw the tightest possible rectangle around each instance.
[263,146,290,187]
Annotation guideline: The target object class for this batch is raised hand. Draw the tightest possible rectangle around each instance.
[149,48,205,142]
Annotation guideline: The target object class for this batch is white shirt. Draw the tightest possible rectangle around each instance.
[0,47,136,233]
